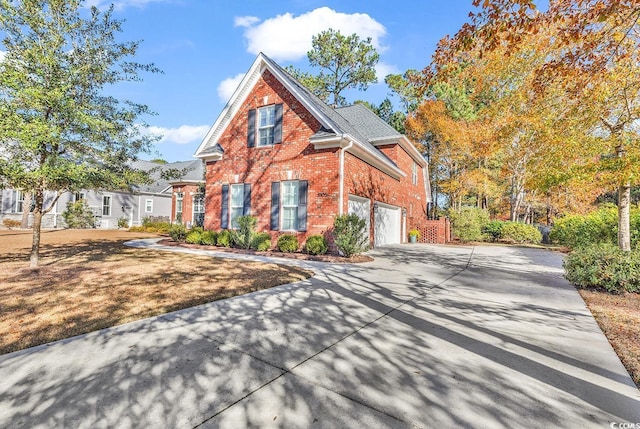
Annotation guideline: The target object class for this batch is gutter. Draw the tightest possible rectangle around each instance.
[338,138,354,215]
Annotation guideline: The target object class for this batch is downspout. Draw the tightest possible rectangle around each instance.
[338,138,354,215]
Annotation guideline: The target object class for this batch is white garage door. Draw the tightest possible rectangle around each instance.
[374,202,401,247]
[348,195,371,245]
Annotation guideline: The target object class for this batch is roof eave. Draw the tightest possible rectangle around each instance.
[369,136,427,167]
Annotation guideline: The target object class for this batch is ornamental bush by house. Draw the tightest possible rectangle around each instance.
[305,235,328,255]
[277,234,299,252]
[62,200,95,228]
[232,215,257,249]
[185,230,202,244]
[333,213,369,257]
[169,223,187,242]
[200,230,218,245]
[564,243,640,293]
[251,232,272,251]
[216,230,232,247]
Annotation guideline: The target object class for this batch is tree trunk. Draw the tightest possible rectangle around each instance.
[20,193,32,229]
[29,189,44,268]
[618,181,631,251]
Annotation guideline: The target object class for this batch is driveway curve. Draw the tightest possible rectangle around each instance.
[0,242,638,428]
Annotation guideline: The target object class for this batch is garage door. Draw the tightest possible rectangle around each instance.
[348,195,371,245]
[374,202,401,247]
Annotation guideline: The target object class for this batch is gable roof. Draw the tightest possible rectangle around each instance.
[194,53,425,178]
[131,159,204,194]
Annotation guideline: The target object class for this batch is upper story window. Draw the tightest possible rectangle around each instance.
[412,162,418,185]
[247,104,283,147]
[258,105,276,146]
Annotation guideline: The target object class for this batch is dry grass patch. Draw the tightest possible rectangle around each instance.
[0,230,312,355]
[579,289,640,387]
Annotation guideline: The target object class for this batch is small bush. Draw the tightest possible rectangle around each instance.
[169,223,187,242]
[305,235,328,255]
[333,213,369,257]
[217,230,232,247]
[185,230,202,244]
[251,232,272,251]
[62,200,95,228]
[564,244,640,293]
[2,219,21,229]
[277,234,299,252]
[482,220,504,242]
[128,226,144,232]
[500,221,542,244]
[117,217,129,229]
[200,230,218,245]
[448,207,490,242]
[232,215,257,249]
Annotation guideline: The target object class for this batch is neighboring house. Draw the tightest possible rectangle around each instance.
[0,159,203,229]
[193,53,433,247]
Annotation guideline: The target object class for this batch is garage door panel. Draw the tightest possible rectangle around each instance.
[374,203,401,247]
[348,196,370,244]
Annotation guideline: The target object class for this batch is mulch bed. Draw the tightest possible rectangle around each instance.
[157,239,374,263]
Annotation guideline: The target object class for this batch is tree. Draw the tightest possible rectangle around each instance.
[0,0,159,267]
[289,28,379,107]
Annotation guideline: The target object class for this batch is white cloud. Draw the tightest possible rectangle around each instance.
[375,61,400,82]
[146,125,209,145]
[217,73,245,102]
[235,7,387,62]
[0,50,5,62]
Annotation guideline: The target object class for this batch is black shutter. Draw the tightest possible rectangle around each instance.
[274,103,283,144]
[247,109,256,147]
[270,182,280,231]
[221,184,229,229]
[243,184,251,215]
[297,180,308,232]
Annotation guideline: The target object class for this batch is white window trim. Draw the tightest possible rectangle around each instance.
[102,195,112,217]
[229,184,244,229]
[15,190,24,213]
[257,105,276,147]
[281,180,299,232]
[412,162,418,185]
[145,199,153,213]
[74,192,86,202]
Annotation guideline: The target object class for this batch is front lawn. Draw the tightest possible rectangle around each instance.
[0,229,312,355]
[579,289,640,387]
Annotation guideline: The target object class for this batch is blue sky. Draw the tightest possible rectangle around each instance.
[86,1,477,162]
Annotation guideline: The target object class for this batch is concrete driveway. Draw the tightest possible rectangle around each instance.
[1,242,639,428]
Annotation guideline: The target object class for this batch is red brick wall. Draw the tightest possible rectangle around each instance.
[343,144,429,244]
[204,70,340,244]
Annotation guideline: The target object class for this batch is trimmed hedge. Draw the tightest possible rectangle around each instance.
[305,235,328,255]
[500,221,542,244]
[251,232,272,251]
[564,244,640,293]
[277,234,299,252]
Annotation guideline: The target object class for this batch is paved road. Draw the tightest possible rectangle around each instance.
[1,242,638,428]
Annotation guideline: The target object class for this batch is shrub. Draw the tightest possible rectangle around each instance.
[277,234,299,252]
[564,244,640,293]
[232,215,257,249]
[185,230,202,244]
[2,219,21,229]
[128,226,144,232]
[117,217,129,229]
[305,235,328,255]
[448,207,490,242]
[550,205,620,249]
[500,221,542,244]
[169,223,187,242]
[333,213,369,257]
[200,230,218,246]
[482,220,504,242]
[62,200,95,228]
[251,232,272,251]
[216,230,232,247]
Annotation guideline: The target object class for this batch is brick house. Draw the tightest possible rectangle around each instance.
[193,53,432,247]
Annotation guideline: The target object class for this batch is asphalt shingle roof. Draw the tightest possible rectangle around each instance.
[131,159,204,194]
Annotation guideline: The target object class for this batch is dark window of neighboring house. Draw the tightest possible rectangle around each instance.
[74,192,85,202]
[270,180,307,232]
[247,104,283,147]
[221,184,251,229]
[102,195,111,216]
[145,199,153,213]
[193,194,205,227]
[175,192,183,221]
